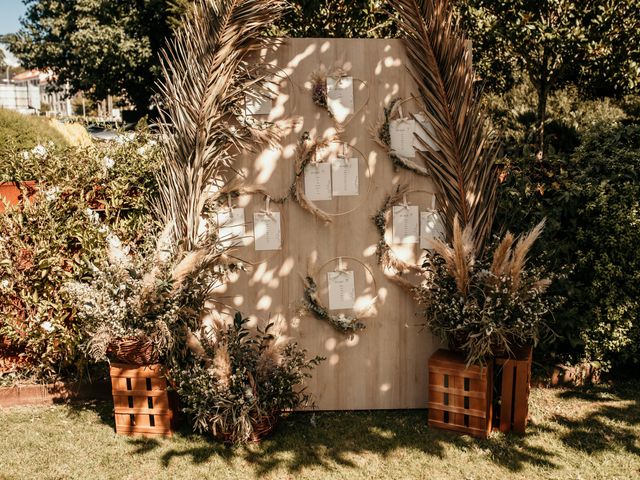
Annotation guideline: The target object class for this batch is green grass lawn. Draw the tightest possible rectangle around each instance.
[0,382,638,480]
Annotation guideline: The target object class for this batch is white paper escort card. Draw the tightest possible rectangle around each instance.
[245,93,272,116]
[304,162,332,201]
[327,270,356,310]
[420,211,445,249]
[392,205,420,244]
[217,207,247,247]
[253,211,281,251]
[389,118,416,158]
[331,156,359,196]
[326,76,354,123]
[414,113,439,152]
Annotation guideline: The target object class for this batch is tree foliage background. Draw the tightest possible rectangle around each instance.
[9,0,190,112]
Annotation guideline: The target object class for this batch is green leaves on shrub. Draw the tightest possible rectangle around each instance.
[0,135,160,380]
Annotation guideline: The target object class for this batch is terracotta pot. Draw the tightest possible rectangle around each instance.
[0,181,37,213]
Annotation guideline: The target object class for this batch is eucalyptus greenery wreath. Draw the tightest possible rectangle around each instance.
[300,276,366,333]
[372,97,430,176]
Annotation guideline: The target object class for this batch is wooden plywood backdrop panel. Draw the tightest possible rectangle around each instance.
[216,38,443,410]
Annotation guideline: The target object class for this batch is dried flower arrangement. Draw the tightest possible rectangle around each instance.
[310,71,328,112]
[66,224,230,365]
[416,218,560,364]
[172,312,322,444]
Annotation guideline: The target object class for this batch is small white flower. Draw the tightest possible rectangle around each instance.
[21,151,30,160]
[40,321,54,332]
[31,144,48,158]
[85,208,100,224]
[136,145,148,156]
[0,279,10,289]
[98,225,109,234]
[102,156,115,170]
[44,186,60,202]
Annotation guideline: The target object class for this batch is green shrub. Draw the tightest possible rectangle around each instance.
[0,108,68,151]
[496,120,640,369]
[0,135,160,380]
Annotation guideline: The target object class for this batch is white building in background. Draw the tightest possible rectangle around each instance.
[8,70,73,116]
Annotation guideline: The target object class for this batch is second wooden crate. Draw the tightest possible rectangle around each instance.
[428,349,493,438]
[494,347,532,434]
[109,363,176,437]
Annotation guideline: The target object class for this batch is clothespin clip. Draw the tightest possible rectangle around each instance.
[334,257,350,277]
[259,196,274,219]
[400,194,410,210]
[227,194,233,215]
[338,142,349,165]
[431,194,437,212]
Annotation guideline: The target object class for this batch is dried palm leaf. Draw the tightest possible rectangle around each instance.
[154,0,287,250]
[390,0,500,253]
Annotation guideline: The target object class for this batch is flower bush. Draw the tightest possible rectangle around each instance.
[172,312,322,445]
[0,134,160,380]
[416,219,559,364]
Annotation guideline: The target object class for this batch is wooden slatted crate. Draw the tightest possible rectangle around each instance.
[428,349,493,438]
[109,363,176,437]
[494,347,532,434]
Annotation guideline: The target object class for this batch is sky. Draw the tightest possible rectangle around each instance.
[0,0,27,36]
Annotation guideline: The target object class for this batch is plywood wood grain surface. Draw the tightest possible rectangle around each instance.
[217,38,443,410]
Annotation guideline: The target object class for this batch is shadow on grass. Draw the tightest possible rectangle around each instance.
[65,400,558,474]
[237,410,558,476]
[62,381,640,476]
[551,380,640,456]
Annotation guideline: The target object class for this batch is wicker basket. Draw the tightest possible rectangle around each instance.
[213,412,279,444]
[107,337,157,365]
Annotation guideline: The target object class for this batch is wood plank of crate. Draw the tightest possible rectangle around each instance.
[109,363,175,437]
[427,349,492,438]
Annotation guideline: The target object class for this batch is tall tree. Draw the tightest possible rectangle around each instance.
[456,0,640,154]
[9,0,190,113]
[277,0,397,38]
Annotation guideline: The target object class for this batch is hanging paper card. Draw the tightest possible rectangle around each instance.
[414,113,439,152]
[245,93,272,116]
[392,205,419,244]
[327,270,356,310]
[389,118,416,158]
[253,212,281,251]
[420,211,445,249]
[331,157,359,196]
[217,208,247,247]
[326,76,354,123]
[304,162,332,201]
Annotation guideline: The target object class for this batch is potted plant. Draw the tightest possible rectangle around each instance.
[172,312,323,445]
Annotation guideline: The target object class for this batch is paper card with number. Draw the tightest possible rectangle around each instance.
[413,113,439,152]
[331,156,359,196]
[304,162,332,201]
[245,93,272,116]
[327,270,356,310]
[326,76,354,123]
[389,118,417,158]
[253,212,281,251]
[420,211,445,249]
[392,205,420,244]
[217,207,247,247]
